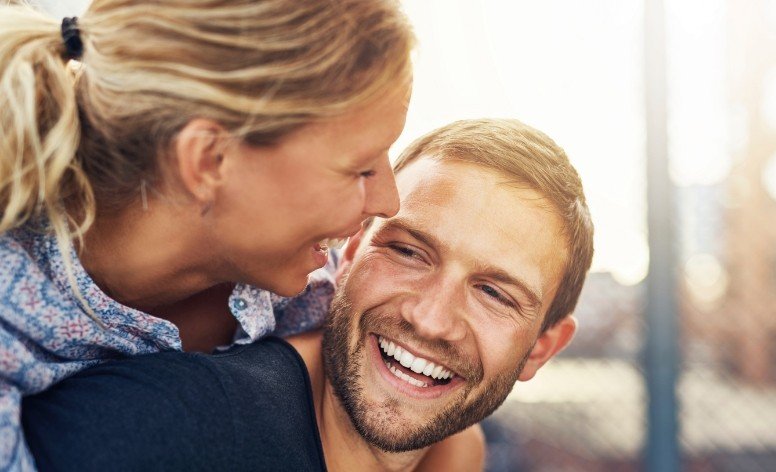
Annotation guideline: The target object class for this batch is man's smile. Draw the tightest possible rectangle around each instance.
[379,335,455,384]
[367,334,465,399]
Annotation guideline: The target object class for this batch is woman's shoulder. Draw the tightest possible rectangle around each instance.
[0,227,100,355]
[0,223,74,303]
[0,226,36,256]
[0,230,99,390]
[0,227,52,298]
[0,223,62,288]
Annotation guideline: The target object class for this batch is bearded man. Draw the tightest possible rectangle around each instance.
[22,119,594,471]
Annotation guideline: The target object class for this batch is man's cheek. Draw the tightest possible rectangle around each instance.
[348,264,414,308]
[471,346,519,392]
[345,257,387,293]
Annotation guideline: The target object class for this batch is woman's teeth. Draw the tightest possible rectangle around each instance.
[378,336,455,385]
[319,238,347,250]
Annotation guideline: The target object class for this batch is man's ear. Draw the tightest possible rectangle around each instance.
[334,228,365,283]
[517,316,577,382]
[174,119,228,204]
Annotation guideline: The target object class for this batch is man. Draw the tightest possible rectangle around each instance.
[22,119,594,471]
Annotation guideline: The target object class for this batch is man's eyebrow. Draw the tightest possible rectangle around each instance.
[474,264,543,310]
[379,218,441,252]
[379,218,543,309]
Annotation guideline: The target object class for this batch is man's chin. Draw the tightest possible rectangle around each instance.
[326,350,524,453]
[320,288,523,453]
[322,316,475,451]
[326,343,477,452]
[343,396,473,453]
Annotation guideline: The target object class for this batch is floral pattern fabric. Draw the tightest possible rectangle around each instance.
[0,224,336,471]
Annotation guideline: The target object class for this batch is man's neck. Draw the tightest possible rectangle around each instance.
[287,332,429,472]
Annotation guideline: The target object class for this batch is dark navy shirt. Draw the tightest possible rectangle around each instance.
[22,337,327,471]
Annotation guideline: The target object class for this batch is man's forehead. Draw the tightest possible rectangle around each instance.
[373,157,568,306]
[393,157,555,222]
[395,157,457,204]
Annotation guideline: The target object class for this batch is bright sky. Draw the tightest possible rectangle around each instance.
[399,0,729,285]
[45,0,731,286]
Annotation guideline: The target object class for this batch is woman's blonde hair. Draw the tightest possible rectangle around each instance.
[1,0,414,246]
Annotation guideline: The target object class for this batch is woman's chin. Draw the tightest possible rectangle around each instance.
[267,274,311,298]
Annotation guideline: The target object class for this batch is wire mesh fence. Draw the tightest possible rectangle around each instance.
[481,1,776,470]
[483,263,776,471]
[482,189,776,471]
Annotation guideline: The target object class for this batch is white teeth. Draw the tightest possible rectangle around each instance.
[410,357,426,374]
[320,238,347,250]
[378,336,455,382]
[387,361,428,387]
[399,350,414,368]
[393,346,403,362]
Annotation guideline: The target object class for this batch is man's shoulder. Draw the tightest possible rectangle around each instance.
[181,338,329,470]
[209,336,315,391]
[24,337,328,471]
[285,331,324,367]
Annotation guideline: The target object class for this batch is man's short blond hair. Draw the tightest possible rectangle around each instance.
[394,119,594,331]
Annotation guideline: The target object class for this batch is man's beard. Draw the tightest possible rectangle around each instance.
[321,286,531,453]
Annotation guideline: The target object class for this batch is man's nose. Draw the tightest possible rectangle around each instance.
[362,157,400,218]
[401,276,467,342]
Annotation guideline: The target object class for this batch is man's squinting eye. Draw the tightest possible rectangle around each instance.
[359,169,376,178]
[389,244,418,259]
[477,283,516,308]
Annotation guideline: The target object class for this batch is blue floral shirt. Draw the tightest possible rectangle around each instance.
[0,224,336,471]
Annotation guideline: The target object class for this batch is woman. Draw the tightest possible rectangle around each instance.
[0,0,413,469]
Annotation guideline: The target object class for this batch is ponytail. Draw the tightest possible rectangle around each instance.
[0,4,95,242]
[2,0,414,304]
[1,4,99,323]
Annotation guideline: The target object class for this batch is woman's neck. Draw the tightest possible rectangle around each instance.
[79,202,224,312]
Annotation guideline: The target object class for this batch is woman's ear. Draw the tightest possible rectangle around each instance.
[517,316,577,382]
[174,119,227,205]
[334,228,365,283]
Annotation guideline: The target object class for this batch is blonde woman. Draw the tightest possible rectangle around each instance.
[0,0,416,469]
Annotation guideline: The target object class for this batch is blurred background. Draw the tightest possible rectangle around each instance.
[38,0,776,470]
[396,1,776,471]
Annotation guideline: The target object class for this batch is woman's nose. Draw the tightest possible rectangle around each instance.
[363,158,400,218]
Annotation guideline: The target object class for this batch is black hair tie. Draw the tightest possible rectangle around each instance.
[61,17,83,61]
